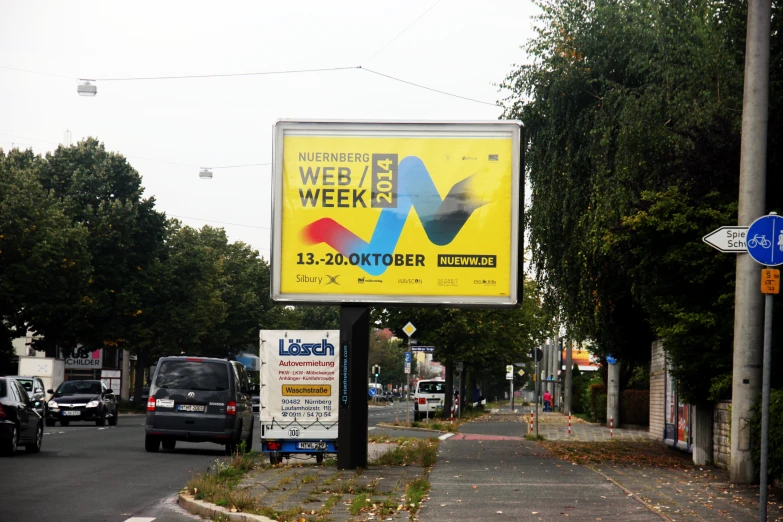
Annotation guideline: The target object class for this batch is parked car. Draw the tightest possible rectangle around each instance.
[6,375,47,418]
[46,380,118,427]
[0,376,43,455]
[413,379,446,421]
[144,356,254,455]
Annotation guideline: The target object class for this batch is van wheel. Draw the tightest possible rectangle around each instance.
[145,434,160,452]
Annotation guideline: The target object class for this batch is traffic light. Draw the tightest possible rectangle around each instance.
[372,364,381,378]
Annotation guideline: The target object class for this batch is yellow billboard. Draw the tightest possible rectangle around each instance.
[271,121,522,306]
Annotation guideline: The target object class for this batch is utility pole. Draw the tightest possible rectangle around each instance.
[730,0,771,485]
[565,339,573,415]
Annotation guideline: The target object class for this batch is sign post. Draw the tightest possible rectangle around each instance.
[402,323,416,426]
[456,360,464,420]
[530,348,543,438]
[506,364,514,411]
[745,213,782,520]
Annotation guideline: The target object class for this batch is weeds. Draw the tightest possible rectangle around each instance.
[405,475,430,515]
[525,433,546,441]
[373,438,439,467]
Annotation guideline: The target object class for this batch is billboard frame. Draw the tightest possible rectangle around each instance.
[270,119,523,308]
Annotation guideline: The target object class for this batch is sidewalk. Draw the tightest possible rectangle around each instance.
[421,436,659,521]
[424,413,783,521]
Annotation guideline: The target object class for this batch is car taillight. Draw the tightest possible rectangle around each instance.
[226,401,236,415]
[0,404,5,418]
[267,441,281,451]
[147,397,156,411]
[419,398,426,405]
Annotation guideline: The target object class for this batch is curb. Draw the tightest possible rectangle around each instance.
[375,423,449,434]
[178,493,275,522]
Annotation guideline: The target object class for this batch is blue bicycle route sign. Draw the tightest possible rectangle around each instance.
[746,214,783,266]
[368,387,377,397]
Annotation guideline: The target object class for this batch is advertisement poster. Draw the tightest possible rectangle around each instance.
[259,330,339,440]
[271,121,522,306]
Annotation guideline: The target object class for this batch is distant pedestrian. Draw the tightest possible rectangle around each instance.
[543,390,552,412]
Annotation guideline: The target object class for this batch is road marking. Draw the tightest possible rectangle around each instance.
[439,433,454,440]
[123,518,155,522]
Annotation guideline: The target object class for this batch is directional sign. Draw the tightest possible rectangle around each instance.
[529,348,543,362]
[517,369,526,377]
[402,322,417,337]
[411,346,435,353]
[747,214,783,266]
[456,361,464,372]
[702,226,748,253]
[368,388,377,397]
[404,352,412,363]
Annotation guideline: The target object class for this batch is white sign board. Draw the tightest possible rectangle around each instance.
[259,330,339,441]
[404,362,411,374]
[65,347,102,369]
[702,226,748,253]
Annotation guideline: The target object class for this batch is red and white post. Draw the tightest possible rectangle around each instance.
[450,406,454,427]
[568,412,572,436]
[529,410,534,434]
[610,416,614,437]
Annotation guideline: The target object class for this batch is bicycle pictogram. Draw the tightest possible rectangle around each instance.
[747,234,771,249]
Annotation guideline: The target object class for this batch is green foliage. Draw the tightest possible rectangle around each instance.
[751,390,783,481]
[620,390,650,426]
[587,383,607,422]
[501,0,783,402]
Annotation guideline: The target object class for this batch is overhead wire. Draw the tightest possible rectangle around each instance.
[362,0,443,65]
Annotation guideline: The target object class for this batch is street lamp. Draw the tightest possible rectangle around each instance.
[199,168,213,180]
[77,80,97,97]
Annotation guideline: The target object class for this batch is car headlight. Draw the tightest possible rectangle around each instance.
[86,400,100,408]
[48,400,59,409]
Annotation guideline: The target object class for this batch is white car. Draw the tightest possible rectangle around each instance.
[413,379,445,421]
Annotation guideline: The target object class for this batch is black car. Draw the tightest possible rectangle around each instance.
[0,377,43,455]
[6,376,47,417]
[46,380,118,427]
[145,356,253,455]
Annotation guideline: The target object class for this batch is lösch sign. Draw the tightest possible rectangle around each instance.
[271,120,522,306]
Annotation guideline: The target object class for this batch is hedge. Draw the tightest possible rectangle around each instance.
[620,390,650,426]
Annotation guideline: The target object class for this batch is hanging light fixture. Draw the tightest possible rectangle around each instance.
[199,168,213,180]
[77,80,97,96]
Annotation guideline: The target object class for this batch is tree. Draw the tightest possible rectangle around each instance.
[0,148,90,370]
[501,0,783,402]
[35,138,166,356]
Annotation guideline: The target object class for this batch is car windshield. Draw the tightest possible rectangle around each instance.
[15,378,34,393]
[155,360,229,391]
[418,382,445,394]
[56,381,102,396]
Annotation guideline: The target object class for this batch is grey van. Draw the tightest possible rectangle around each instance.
[144,356,253,455]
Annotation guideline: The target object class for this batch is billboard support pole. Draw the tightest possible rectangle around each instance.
[338,306,370,470]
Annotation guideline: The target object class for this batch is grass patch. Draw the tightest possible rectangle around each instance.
[525,433,546,441]
[405,475,430,515]
[300,473,318,484]
[373,438,439,467]
[185,451,260,513]
[542,440,694,468]
[573,413,592,422]
[349,493,372,516]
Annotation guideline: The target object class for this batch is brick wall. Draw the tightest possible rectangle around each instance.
[713,401,731,469]
[649,340,666,440]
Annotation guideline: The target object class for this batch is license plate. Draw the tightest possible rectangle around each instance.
[63,410,81,416]
[297,442,327,450]
[177,404,205,412]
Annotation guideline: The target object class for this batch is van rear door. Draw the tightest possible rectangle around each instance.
[150,359,232,433]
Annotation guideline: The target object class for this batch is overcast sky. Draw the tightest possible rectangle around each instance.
[1,1,538,259]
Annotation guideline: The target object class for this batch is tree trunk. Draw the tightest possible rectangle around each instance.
[444,360,453,419]
[133,350,147,403]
